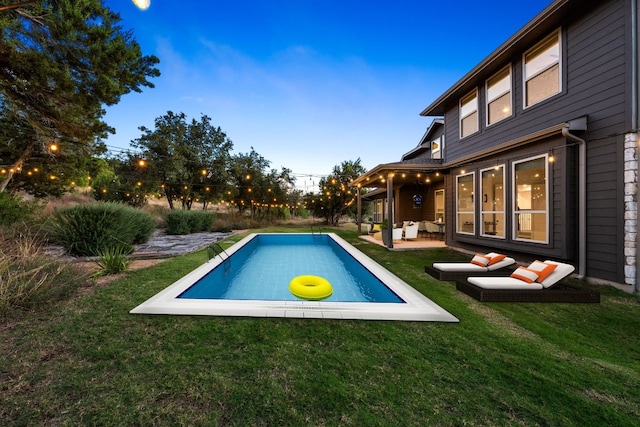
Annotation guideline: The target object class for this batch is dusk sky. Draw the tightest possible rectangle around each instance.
[103,0,552,192]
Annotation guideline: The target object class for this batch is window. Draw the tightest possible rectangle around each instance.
[460,91,479,138]
[513,156,548,243]
[456,173,475,234]
[481,165,505,238]
[435,189,444,221]
[373,199,383,223]
[524,31,561,107]
[431,136,443,159]
[486,66,511,125]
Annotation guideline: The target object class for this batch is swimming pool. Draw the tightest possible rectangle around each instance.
[130,233,458,322]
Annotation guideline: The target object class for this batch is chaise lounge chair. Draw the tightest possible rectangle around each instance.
[424,252,516,281]
[455,260,600,303]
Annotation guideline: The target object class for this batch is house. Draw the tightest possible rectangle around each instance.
[352,0,639,292]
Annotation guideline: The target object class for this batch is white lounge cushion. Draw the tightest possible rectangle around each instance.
[433,257,515,272]
[539,260,575,288]
[467,260,574,290]
[432,262,489,272]
[487,257,516,271]
[468,277,544,290]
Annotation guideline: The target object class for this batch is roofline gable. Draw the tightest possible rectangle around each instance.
[401,118,444,160]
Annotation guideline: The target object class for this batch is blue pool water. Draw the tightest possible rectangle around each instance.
[178,234,403,303]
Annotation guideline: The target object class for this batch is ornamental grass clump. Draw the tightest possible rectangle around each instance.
[49,202,155,256]
[91,245,132,278]
[0,229,89,316]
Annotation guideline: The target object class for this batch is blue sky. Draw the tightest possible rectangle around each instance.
[103,0,552,192]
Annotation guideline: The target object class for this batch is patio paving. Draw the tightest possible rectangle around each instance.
[358,234,446,250]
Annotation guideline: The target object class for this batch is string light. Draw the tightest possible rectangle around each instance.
[132,0,150,10]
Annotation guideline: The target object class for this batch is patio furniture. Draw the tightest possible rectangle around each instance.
[425,252,515,281]
[369,223,382,235]
[403,223,419,240]
[424,221,441,240]
[455,260,600,303]
[418,221,428,238]
[392,227,403,241]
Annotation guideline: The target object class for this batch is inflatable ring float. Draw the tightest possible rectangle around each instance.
[289,275,333,301]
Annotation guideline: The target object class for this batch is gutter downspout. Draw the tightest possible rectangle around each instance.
[562,127,586,279]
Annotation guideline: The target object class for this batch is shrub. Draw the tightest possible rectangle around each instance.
[165,210,215,235]
[92,245,132,278]
[48,202,155,256]
[296,208,311,219]
[0,192,42,226]
[0,230,90,316]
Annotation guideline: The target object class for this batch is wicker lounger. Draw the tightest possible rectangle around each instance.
[424,257,516,282]
[455,279,600,303]
[454,260,600,303]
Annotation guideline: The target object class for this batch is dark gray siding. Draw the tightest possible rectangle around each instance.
[445,136,574,261]
[443,1,626,160]
[438,0,627,282]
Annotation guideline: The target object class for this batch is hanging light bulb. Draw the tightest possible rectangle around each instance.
[132,0,150,10]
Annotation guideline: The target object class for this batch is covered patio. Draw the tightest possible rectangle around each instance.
[352,161,447,249]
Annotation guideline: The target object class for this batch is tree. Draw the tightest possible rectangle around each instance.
[130,111,233,209]
[227,149,271,214]
[310,159,366,226]
[92,157,148,207]
[0,0,160,194]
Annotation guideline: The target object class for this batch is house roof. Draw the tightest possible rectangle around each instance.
[420,0,572,117]
[401,118,444,161]
[351,160,445,188]
[352,122,573,188]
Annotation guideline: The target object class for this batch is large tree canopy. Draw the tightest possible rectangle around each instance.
[130,111,234,210]
[0,0,160,193]
[310,159,366,226]
[227,148,297,216]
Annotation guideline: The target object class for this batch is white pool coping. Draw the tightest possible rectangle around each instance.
[130,233,458,322]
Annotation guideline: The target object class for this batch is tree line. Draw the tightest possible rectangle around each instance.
[0,0,367,225]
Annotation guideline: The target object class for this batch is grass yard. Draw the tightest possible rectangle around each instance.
[2,226,640,426]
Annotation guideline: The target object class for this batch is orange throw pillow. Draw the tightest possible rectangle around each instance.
[487,254,506,266]
[470,254,491,267]
[510,267,539,284]
[527,260,557,282]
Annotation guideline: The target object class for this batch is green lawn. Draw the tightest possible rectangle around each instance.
[2,226,639,426]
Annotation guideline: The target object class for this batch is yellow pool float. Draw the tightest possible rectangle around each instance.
[289,275,333,300]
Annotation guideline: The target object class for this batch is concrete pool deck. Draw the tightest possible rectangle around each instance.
[130,233,459,323]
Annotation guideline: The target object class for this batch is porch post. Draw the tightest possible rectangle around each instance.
[357,186,362,235]
[386,173,394,248]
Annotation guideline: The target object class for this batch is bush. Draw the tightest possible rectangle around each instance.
[48,202,155,256]
[92,245,132,278]
[0,230,90,316]
[296,208,311,219]
[165,210,215,235]
[0,192,42,226]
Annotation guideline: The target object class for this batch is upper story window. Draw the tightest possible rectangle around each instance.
[459,90,479,138]
[524,30,561,108]
[431,135,443,159]
[486,66,512,126]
